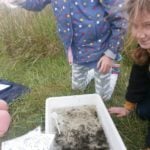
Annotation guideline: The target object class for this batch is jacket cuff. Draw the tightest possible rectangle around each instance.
[124,100,136,111]
[104,49,116,60]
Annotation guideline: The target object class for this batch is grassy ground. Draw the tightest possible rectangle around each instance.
[0,6,148,150]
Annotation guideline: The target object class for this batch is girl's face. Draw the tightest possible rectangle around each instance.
[131,11,150,50]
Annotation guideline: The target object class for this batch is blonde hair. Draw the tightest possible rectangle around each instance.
[126,0,150,65]
[126,0,150,20]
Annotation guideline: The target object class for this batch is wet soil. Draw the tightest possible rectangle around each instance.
[52,105,109,150]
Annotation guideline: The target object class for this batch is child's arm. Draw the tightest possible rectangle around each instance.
[108,101,136,117]
[125,64,149,104]
[68,47,73,65]
[12,0,51,11]
[100,0,127,60]
[108,64,149,117]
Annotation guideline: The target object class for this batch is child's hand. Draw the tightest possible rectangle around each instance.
[0,100,11,137]
[0,110,11,137]
[108,107,130,117]
[0,100,9,110]
[97,55,113,74]
[68,47,73,65]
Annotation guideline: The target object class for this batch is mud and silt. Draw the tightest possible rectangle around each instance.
[52,105,109,150]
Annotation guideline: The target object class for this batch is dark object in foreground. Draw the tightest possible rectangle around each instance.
[0,79,30,103]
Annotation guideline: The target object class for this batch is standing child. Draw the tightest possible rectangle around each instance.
[0,100,11,137]
[8,0,126,101]
[108,0,150,148]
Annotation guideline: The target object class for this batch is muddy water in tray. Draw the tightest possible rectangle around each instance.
[52,105,109,150]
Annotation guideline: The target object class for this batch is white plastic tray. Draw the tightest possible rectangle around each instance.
[45,94,126,150]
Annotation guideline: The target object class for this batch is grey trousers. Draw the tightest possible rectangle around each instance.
[72,64,112,101]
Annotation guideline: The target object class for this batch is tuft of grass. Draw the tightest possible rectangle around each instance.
[0,52,72,142]
[0,5,62,61]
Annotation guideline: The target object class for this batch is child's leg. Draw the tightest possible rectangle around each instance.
[0,100,9,110]
[108,54,121,99]
[0,110,11,137]
[136,94,150,148]
[145,124,150,148]
[95,69,112,101]
[136,97,150,120]
[72,64,90,91]
[110,64,120,95]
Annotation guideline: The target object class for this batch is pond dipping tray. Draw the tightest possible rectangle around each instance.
[45,94,126,150]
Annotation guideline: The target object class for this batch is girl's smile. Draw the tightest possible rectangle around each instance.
[131,11,150,50]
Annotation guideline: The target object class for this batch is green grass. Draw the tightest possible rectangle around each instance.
[0,6,148,150]
[0,52,72,139]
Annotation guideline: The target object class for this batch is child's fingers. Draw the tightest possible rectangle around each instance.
[109,110,125,117]
[97,56,113,74]
[108,107,125,116]
[97,59,102,69]
[0,100,9,110]
[0,110,11,137]
[99,62,105,72]
[100,63,110,74]
[108,107,120,113]
[109,107,129,117]
[97,59,108,74]
[116,113,126,117]
[68,47,73,65]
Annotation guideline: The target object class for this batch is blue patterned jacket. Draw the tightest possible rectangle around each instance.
[19,0,127,68]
